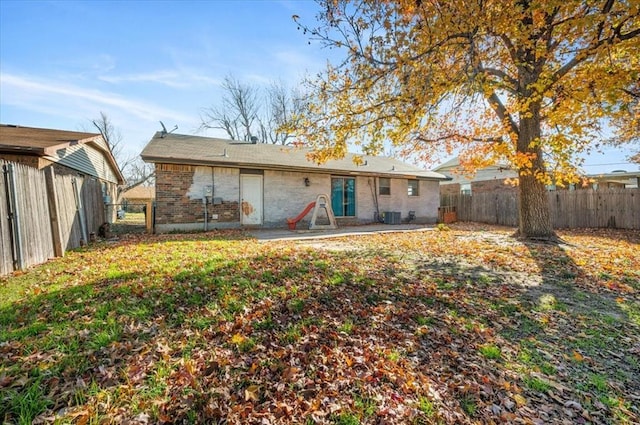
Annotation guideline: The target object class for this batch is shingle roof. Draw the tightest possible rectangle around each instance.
[0,124,125,184]
[141,132,447,180]
[434,156,511,172]
[0,124,100,154]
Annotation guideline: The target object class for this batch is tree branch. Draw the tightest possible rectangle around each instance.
[486,91,519,137]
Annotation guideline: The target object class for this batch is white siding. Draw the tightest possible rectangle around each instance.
[54,143,119,183]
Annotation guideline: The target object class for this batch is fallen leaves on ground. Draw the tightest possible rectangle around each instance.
[1,224,638,424]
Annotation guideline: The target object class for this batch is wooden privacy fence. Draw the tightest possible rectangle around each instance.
[442,188,639,230]
[1,160,106,275]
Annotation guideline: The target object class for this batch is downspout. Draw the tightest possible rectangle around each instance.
[203,196,208,231]
[368,178,381,222]
[203,167,214,232]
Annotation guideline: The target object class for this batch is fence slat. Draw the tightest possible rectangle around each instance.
[1,160,109,275]
[1,162,13,274]
[442,188,640,230]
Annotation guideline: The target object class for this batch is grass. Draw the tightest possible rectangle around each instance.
[338,318,355,334]
[3,379,52,425]
[417,396,435,416]
[478,343,501,360]
[523,376,552,393]
[0,225,638,424]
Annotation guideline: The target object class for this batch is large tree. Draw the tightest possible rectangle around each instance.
[294,0,639,239]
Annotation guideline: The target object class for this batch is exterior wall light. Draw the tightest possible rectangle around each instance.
[304,177,310,186]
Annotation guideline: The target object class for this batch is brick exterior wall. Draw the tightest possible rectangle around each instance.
[440,183,461,196]
[441,179,517,195]
[155,164,239,228]
[471,178,518,194]
[155,163,441,231]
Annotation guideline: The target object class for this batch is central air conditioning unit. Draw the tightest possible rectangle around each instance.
[384,211,401,225]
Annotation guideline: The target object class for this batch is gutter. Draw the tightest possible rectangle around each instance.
[141,156,449,181]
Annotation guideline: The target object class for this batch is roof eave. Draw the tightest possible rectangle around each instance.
[141,155,447,181]
[0,145,47,155]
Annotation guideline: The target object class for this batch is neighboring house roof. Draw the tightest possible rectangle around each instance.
[434,155,515,184]
[433,156,462,171]
[122,186,155,199]
[434,156,512,173]
[588,170,640,188]
[141,132,447,180]
[0,124,125,184]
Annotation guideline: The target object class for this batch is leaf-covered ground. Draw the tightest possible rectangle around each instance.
[1,224,639,424]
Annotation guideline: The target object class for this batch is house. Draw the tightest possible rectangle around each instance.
[434,156,518,196]
[121,185,155,212]
[140,132,447,232]
[0,124,125,212]
[1,124,125,273]
[587,170,640,189]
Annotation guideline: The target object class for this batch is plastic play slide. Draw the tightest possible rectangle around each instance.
[286,202,316,230]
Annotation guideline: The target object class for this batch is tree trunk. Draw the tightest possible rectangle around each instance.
[517,104,555,239]
[518,168,553,238]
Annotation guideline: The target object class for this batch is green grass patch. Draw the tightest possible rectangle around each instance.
[280,323,302,344]
[332,412,360,425]
[337,319,354,334]
[3,378,52,424]
[417,396,436,416]
[478,344,501,360]
[523,376,552,393]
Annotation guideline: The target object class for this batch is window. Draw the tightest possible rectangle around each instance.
[331,177,356,217]
[460,183,471,195]
[379,178,390,195]
[408,179,419,196]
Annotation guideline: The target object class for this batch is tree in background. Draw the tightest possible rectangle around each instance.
[200,75,306,145]
[294,0,639,239]
[91,112,155,195]
[611,79,640,160]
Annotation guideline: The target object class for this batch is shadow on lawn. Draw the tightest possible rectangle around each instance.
[1,248,505,423]
[1,238,638,424]
[515,238,640,422]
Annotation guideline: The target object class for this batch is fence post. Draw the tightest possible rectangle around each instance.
[71,178,88,246]
[145,201,153,234]
[4,164,23,270]
[45,167,64,257]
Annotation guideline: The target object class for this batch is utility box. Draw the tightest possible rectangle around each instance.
[384,211,401,225]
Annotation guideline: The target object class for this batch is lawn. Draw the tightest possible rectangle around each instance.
[1,224,638,424]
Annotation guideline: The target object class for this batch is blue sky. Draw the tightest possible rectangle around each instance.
[0,0,637,174]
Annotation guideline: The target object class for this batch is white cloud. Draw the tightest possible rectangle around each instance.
[0,72,202,157]
[1,73,194,123]
[99,68,220,88]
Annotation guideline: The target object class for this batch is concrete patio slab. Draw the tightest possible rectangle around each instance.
[247,223,434,242]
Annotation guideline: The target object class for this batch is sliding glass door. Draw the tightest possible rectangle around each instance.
[331,177,355,217]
